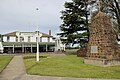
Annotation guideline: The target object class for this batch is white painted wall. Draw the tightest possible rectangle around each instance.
[23,36,28,42]
[30,36,36,42]
[0,42,3,53]
[3,36,7,42]
[42,37,48,42]
[3,32,55,43]
[9,36,16,42]
[50,37,55,42]
[55,38,65,51]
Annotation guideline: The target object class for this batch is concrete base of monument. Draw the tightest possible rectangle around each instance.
[84,58,120,67]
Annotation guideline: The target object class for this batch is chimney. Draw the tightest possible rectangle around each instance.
[49,30,51,36]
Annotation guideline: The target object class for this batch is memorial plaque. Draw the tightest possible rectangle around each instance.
[91,46,98,53]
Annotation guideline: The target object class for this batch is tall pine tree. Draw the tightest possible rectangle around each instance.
[58,0,89,47]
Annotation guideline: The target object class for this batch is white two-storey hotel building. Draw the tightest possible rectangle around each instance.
[0,30,65,53]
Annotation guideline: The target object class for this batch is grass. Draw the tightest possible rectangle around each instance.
[23,53,120,79]
[0,56,13,73]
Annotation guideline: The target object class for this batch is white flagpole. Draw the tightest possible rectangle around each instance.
[36,31,39,62]
[36,8,39,62]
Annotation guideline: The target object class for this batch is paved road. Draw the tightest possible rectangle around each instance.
[0,55,119,80]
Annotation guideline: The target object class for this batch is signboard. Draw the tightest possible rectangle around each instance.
[91,46,98,53]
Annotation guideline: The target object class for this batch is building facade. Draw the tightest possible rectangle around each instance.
[2,31,55,53]
[0,31,65,53]
[55,38,65,51]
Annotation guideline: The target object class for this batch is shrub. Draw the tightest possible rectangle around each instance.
[77,48,87,57]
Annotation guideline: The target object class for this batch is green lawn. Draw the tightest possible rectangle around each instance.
[0,56,13,73]
[24,54,120,79]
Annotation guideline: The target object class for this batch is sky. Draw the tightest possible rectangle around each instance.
[0,0,71,36]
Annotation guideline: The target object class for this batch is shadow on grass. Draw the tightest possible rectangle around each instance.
[23,56,47,59]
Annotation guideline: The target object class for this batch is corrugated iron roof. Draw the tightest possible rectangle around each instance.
[4,31,17,36]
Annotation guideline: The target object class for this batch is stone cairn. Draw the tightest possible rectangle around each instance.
[85,11,120,66]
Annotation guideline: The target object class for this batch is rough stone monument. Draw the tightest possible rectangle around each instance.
[84,11,120,66]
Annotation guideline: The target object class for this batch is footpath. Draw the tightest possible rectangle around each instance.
[0,55,119,80]
[0,56,26,80]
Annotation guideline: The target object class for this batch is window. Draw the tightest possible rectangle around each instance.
[20,37,24,42]
[28,36,30,42]
[7,36,10,42]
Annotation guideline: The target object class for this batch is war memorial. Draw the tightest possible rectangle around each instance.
[84,11,120,66]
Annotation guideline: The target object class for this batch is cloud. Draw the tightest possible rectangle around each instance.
[0,0,71,36]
